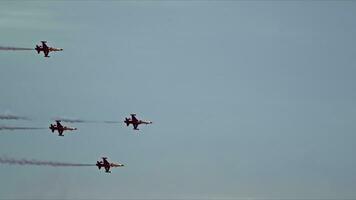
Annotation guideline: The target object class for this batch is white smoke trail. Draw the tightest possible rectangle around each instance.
[0,46,34,50]
[102,120,117,123]
[53,117,94,123]
[0,156,95,167]
[53,117,119,124]
[0,114,30,120]
[0,126,46,131]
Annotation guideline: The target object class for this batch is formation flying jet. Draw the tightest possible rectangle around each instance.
[49,120,77,136]
[96,157,124,173]
[35,41,63,57]
[124,114,152,130]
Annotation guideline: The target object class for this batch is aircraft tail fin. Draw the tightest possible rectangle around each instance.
[124,118,129,126]
[96,161,101,170]
[49,124,55,132]
[35,45,40,54]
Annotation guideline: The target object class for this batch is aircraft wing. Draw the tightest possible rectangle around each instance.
[41,41,48,48]
[131,114,138,122]
[58,129,64,136]
[133,124,138,130]
[44,50,49,57]
[56,121,63,128]
[103,159,109,165]
[105,167,110,173]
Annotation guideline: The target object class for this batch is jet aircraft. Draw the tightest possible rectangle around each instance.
[35,41,63,57]
[124,114,152,130]
[96,157,124,173]
[49,120,77,136]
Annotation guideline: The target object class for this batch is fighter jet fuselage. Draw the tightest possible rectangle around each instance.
[35,41,63,57]
[96,157,124,173]
[124,114,152,130]
[49,120,77,136]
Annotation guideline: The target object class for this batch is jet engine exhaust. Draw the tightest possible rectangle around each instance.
[0,156,95,167]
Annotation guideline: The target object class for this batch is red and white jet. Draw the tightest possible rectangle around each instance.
[96,157,124,173]
[35,41,63,57]
[49,120,77,136]
[124,114,152,130]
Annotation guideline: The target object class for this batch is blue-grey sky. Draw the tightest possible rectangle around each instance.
[1,1,356,199]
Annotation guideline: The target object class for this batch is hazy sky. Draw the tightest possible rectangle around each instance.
[1,1,356,200]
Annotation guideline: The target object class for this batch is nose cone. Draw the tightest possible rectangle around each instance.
[116,163,125,167]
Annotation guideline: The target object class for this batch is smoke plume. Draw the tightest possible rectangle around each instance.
[53,117,95,123]
[0,126,46,131]
[103,120,119,124]
[0,156,95,167]
[53,117,121,124]
[0,114,30,120]
[0,46,34,51]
